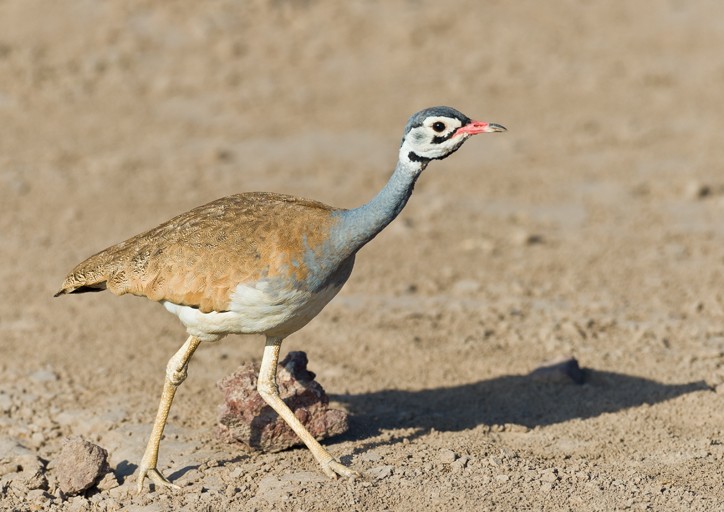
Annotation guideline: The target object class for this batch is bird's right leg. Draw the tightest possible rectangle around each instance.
[257,336,360,480]
[137,335,202,493]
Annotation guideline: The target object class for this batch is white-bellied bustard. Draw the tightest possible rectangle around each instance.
[56,106,506,492]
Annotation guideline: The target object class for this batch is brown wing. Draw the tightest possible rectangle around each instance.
[55,192,341,313]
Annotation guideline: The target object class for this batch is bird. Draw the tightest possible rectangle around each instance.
[55,106,506,493]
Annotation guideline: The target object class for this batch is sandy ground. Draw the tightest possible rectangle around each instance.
[1,1,723,510]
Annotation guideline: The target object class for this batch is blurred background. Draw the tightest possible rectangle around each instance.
[1,1,722,510]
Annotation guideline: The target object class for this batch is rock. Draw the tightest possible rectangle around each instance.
[26,488,52,504]
[684,181,711,200]
[95,471,119,491]
[529,356,585,385]
[540,468,559,482]
[450,456,469,473]
[512,230,544,246]
[53,438,110,495]
[437,448,458,464]
[217,351,349,452]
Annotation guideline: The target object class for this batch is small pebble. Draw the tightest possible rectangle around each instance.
[488,456,502,467]
[68,496,90,512]
[450,456,469,473]
[512,231,544,246]
[26,488,51,503]
[438,448,458,464]
[96,471,119,491]
[684,181,711,200]
[228,467,244,479]
[541,470,559,483]
[108,485,128,500]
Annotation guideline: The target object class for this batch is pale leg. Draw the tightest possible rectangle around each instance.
[137,335,202,493]
[257,336,360,479]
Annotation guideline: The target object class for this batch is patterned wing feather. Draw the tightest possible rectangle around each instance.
[56,193,341,312]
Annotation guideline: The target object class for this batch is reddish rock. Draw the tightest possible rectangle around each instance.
[217,351,349,452]
[53,438,110,495]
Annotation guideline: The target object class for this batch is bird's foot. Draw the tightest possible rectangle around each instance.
[136,466,181,494]
[322,458,362,480]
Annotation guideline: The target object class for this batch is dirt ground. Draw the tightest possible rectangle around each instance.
[1,1,723,511]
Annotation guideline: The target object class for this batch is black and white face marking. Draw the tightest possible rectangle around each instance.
[401,115,468,163]
[399,106,506,167]
[426,116,465,144]
[400,107,472,164]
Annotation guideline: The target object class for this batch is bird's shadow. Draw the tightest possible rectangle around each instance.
[115,368,710,483]
[329,368,710,448]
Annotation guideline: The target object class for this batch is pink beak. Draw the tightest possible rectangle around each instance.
[454,121,507,137]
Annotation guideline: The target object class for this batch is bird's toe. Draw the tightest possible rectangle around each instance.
[137,467,181,494]
[324,459,362,480]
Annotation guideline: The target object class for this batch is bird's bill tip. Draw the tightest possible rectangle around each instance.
[483,122,507,133]
[455,121,507,136]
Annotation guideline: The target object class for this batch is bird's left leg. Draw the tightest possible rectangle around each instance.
[257,336,360,480]
[137,334,202,493]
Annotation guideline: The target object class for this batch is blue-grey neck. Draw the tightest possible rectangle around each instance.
[331,156,425,258]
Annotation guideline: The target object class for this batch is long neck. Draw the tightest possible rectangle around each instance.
[331,154,426,257]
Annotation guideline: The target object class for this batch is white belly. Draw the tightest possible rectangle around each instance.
[162,280,346,342]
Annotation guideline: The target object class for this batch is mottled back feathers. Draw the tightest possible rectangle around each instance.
[56,192,342,313]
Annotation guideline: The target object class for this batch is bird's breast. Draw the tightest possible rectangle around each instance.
[164,255,355,341]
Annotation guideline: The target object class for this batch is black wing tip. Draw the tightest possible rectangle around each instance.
[54,284,107,297]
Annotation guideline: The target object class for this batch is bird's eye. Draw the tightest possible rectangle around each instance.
[432,121,446,133]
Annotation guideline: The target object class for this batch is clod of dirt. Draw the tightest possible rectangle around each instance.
[95,471,119,491]
[0,440,47,492]
[0,452,48,492]
[217,351,349,453]
[437,448,458,464]
[684,181,711,200]
[512,230,545,246]
[529,357,585,385]
[53,438,110,495]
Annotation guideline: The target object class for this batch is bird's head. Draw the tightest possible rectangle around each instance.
[399,106,506,167]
